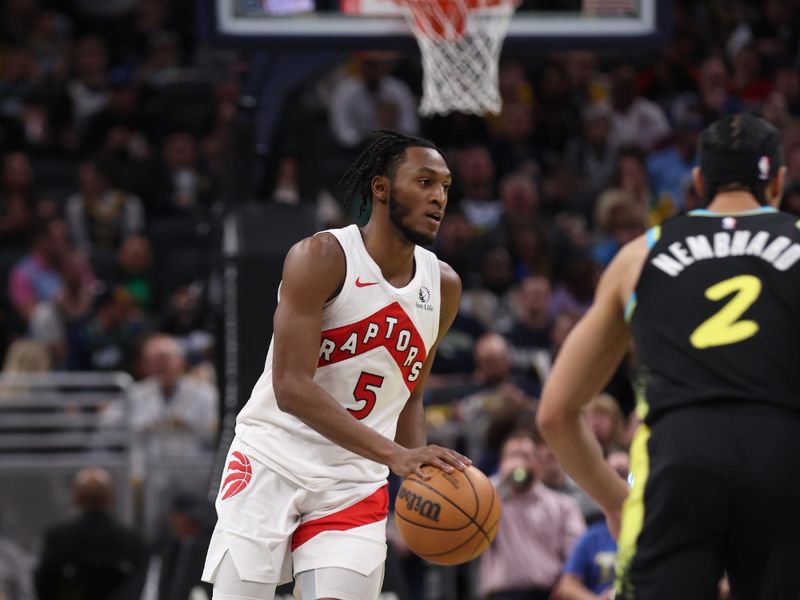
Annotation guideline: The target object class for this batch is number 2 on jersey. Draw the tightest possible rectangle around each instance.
[349,371,385,420]
[690,275,762,349]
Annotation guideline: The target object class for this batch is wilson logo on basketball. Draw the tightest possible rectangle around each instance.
[397,488,441,522]
[221,451,252,500]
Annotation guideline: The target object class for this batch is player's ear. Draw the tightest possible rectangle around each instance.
[692,167,704,199]
[371,175,390,205]
[766,166,787,207]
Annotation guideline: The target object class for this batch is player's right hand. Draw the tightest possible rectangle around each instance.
[388,445,471,479]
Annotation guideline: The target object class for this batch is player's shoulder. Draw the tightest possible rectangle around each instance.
[597,233,651,307]
[287,232,346,269]
[437,259,462,298]
[282,232,346,292]
[605,232,651,280]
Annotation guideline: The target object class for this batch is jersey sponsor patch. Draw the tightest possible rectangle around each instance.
[221,451,253,500]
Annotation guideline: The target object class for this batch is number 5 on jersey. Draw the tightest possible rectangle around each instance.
[349,371,385,419]
[690,274,762,349]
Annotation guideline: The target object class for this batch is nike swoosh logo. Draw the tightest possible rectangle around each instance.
[355,277,379,288]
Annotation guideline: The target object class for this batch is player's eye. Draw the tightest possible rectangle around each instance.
[418,178,432,187]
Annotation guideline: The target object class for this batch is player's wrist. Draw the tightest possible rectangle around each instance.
[377,440,406,467]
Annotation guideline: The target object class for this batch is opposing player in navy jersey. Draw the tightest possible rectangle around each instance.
[538,114,800,599]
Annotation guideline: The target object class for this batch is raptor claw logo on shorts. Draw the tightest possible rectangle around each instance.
[221,451,252,500]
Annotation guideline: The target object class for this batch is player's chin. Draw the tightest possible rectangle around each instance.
[414,228,438,246]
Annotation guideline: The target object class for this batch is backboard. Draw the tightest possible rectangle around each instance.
[198,0,670,50]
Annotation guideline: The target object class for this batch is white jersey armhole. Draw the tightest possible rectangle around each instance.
[317,227,354,318]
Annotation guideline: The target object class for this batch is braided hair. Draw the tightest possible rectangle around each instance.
[339,130,446,216]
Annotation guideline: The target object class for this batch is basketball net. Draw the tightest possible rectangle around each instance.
[395,0,519,117]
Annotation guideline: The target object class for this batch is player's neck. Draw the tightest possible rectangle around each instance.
[359,222,416,285]
[706,191,772,214]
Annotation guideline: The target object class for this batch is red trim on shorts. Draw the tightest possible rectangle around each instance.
[291,485,389,551]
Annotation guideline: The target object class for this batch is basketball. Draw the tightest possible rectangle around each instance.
[394,465,501,565]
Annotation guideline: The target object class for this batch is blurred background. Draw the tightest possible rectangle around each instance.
[0,0,798,598]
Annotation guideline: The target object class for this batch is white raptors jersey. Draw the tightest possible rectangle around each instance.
[235,225,441,491]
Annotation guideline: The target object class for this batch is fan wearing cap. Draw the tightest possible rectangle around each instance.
[538,114,800,600]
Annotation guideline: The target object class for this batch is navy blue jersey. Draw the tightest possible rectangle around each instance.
[629,207,800,423]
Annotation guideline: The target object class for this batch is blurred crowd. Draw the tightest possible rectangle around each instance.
[0,0,799,598]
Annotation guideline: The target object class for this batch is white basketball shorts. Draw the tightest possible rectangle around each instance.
[202,437,389,585]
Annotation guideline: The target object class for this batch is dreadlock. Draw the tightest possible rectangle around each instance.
[339,130,446,216]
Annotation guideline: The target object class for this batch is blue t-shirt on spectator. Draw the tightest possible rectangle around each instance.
[563,521,618,594]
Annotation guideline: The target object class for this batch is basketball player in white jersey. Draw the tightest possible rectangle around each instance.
[202,131,470,599]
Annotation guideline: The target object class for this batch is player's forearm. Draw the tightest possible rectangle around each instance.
[276,378,403,466]
[395,395,426,448]
[540,410,628,514]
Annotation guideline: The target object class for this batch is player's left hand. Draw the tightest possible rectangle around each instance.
[388,445,471,479]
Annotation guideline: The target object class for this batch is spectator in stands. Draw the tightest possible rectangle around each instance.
[141,493,214,600]
[591,190,647,266]
[565,103,619,196]
[0,338,51,399]
[8,217,72,322]
[29,248,96,367]
[65,156,145,255]
[34,467,146,599]
[510,220,556,285]
[0,527,34,600]
[136,31,185,89]
[101,333,218,449]
[0,45,37,120]
[0,151,39,247]
[553,451,630,600]
[114,234,155,312]
[609,65,671,151]
[67,285,147,372]
[489,101,544,178]
[672,55,741,127]
[433,208,483,287]
[460,246,516,330]
[159,285,215,377]
[480,429,585,600]
[455,334,537,458]
[149,130,214,218]
[55,34,111,150]
[486,172,541,249]
[647,114,701,218]
[730,45,772,106]
[28,8,72,83]
[550,254,600,317]
[502,275,553,391]
[585,394,626,456]
[533,60,581,154]
[329,53,418,149]
[454,144,501,231]
[610,147,656,221]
